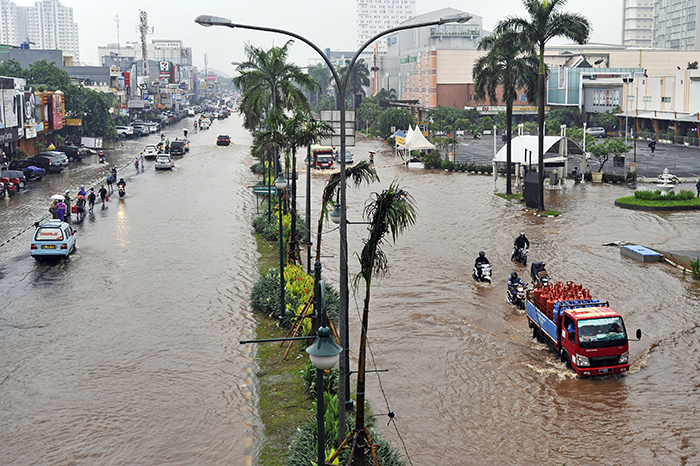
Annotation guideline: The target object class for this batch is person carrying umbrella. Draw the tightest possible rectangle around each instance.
[55,199,66,222]
[63,190,72,221]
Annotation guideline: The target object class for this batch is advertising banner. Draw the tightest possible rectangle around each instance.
[51,93,63,130]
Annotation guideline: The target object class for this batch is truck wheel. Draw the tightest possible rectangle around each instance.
[519,301,526,310]
[532,327,538,339]
[562,352,572,370]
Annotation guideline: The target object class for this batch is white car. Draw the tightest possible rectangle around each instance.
[200,118,211,130]
[116,126,134,138]
[586,127,607,138]
[142,144,159,159]
[155,154,174,170]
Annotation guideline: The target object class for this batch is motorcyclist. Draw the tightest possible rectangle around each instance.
[474,251,489,279]
[508,271,525,300]
[117,178,126,191]
[512,231,530,259]
[530,262,547,284]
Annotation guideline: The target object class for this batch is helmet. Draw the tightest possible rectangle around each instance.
[511,272,518,279]
[65,190,70,194]
[479,251,485,257]
[520,231,525,237]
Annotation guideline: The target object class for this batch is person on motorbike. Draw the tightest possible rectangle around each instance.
[512,231,530,259]
[117,178,126,192]
[508,271,525,299]
[474,251,489,279]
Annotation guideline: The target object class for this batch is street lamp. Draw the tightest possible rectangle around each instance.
[275,171,288,319]
[196,11,472,451]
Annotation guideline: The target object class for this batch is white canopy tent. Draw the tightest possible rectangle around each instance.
[405,126,436,151]
[491,135,585,191]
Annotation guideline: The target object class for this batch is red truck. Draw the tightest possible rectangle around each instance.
[311,145,334,169]
[526,282,641,376]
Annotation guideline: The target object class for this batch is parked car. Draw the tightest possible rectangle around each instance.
[155,154,174,170]
[169,139,187,156]
[131,124,150,137]
[0,169,28,188]
[9,157,51,175]
[586,127,607,138]
[217,134,231,146]
[116,126,134,138]
[145,122,160,133]
[30,220,77,259]
[32,152,68,173]
[56,145,88,162]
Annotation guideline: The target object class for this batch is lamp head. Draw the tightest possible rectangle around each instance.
[329,203,341,225]
[438,13,472,24]
[195,15,233,28]
[306,326,342,370]
[274,173,288,190]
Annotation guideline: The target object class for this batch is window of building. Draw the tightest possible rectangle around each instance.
[661,96,671,103]
[519,94,527,101]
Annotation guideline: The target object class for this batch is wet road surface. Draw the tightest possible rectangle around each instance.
[1,117,699,465]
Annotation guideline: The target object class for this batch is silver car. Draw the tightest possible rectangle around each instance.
[155,154,174,170]
[586,127,606,138]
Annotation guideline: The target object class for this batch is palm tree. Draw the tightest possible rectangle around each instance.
[281,112,334,264]
[233,40,319,131]
[348,180,416,466]
[314,162,379,264]
[474,30,538,195]
[336,58,370,109]
[496,0,590,210]
[308,63,331,107]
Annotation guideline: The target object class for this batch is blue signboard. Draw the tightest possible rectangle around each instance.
[142,92,149,100]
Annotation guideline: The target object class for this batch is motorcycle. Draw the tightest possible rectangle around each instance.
[512,247,528,266]
[472,263,492,284]
[506,282,527,309]
[134,158,140,170]
[118,185,126,198]
[0,177,17,195]
[530,262,550,286]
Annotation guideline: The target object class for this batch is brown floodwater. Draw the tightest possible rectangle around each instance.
[1,115,698,465]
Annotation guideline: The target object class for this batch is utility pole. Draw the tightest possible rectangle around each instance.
[138,10,153,80]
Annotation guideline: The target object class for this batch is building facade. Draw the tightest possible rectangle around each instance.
[653,0,700,50]
[621,0,655,47]
[0,0,79,62]
[357,0,416,54]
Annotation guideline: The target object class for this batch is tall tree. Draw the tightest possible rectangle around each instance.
[233,40,319,131]
[474,30,538,194]
[308,63,331,106]
[496,0,590,210]
[349,180,417,466]
[336,58,370,108]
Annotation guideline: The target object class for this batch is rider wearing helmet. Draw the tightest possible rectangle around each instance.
[513,231,530,258]
[508,271,524,289]
[474,251,489,278]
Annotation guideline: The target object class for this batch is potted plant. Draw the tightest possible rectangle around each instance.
[588,138,631,182]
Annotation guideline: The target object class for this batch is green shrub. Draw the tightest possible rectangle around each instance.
[634,189,696,201]
[602,172,626,183]
[421,150,443,169]
[626,170,637,181]
[691,258,700,279]
[251,268,281,318]
[250,161,265,174]
[441,159,455,171]
[301,360,339,397]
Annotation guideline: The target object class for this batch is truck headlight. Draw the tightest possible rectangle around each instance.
[619,351,629,364]
[575,354,590,367]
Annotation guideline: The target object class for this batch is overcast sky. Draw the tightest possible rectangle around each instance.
[67,0,623,73]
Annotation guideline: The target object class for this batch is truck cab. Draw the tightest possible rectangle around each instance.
[311,145,334,169]
[560,307,631,376]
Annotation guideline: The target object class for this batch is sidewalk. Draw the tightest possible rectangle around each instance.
[455,136,700,179]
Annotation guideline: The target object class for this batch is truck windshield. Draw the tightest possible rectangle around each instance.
[578,317,627,348]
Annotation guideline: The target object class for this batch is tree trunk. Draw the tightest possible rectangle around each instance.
[351,285,371,466]
[506,101,513,195]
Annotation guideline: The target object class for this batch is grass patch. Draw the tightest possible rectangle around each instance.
[254,234,314,466]
[536,209,562,217]
[495,192,523,201]
[615,196,700,207]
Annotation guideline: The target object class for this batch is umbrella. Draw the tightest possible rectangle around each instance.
[77,194,86,200]
[50,194,66,200]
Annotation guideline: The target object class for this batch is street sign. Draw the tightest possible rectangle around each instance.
[319,110,355,147]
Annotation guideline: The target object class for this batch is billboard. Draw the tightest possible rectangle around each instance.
[51,92,64,130]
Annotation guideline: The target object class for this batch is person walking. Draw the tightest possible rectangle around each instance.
[106,174,114,193]
[140,151,145,170]
[696,178,700,197]
[98,185,108,206]
[648,140,657,154]
[76,196,86,222]
[88,188,96,212]
[55,200,66,222]
[49,200,58,219]
[63,190,72,222]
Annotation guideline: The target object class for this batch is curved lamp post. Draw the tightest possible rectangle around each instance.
[196,12,472,451]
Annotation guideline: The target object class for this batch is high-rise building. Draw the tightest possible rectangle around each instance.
[621,0,655,47]
[0,0,79,62]
[357,0,416,53]
[653,0,700,50]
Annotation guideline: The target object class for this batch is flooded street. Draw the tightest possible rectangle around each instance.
[1,114,699,465]
[0,116,261,465]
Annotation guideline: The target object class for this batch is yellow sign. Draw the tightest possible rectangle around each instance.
[66,118,82,126]
[396,136,406,146]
